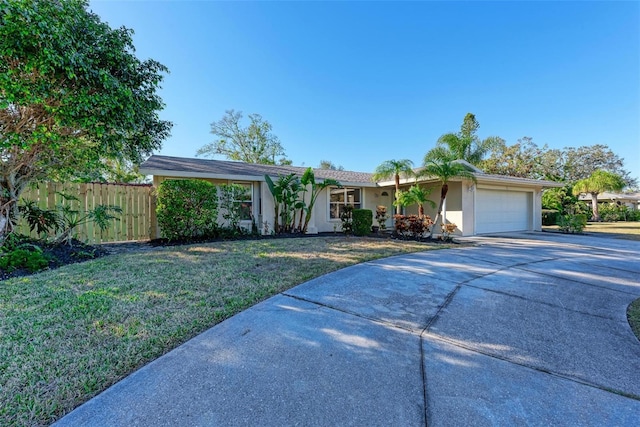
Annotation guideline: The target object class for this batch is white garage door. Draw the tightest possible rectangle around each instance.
[476,189,531,234]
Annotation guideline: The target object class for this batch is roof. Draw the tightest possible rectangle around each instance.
[578,192,640,202]
[140,155,563,189]
[139,155,376,186]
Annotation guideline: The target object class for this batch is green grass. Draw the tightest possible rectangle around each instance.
[628,299,640,342]
[544,221,640,241]
[0,236,450,426]
[584,221,640,240]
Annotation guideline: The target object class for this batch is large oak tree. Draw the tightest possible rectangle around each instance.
[0,0,171,236]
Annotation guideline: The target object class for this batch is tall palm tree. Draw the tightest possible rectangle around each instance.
[572,170,625,221]
[420,155,477,238]
[372,159,414,215]
[435,113,502,166]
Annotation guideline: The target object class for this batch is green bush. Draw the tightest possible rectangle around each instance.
[352,209,373,236]
[598,203,637,222]
[0,247,50,272]
[558,214,585,234]
[574,214,588,227]
[541,209,558,226]
[156,179,219,240]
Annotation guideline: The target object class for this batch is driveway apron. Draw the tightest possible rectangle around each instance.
[54,232,640,426]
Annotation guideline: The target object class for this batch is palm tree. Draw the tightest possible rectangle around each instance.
[435,113,502,166]
[420,155,477,239]
[396,185,436,217]
[372,159,415,215]
[572,170,625,221]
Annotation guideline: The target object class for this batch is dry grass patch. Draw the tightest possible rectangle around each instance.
[0,236,450,426]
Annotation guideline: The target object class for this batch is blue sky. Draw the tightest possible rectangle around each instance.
[89,1,640,181]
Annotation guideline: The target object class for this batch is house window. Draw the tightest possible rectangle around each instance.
[233,182,253,221]
[329,187,361,219]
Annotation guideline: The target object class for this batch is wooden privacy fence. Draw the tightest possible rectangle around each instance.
[17,182,156,244]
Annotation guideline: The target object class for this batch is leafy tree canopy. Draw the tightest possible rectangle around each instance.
[0,0,171,232]
[197,109,290,165]
[572,170,626,221]
[319,160,344,171]
[480,138,635,186]
[372,159,415,215]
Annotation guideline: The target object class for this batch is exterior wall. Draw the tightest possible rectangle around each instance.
[442,182,463,236]
[151,174,547,238]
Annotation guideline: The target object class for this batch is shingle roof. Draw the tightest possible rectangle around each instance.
[140,155,562,189]
[140,155,375,185]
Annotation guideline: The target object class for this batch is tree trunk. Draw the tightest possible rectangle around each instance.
[429,183,448,239]
[395,174,401,215]
[590,193,600,221]
[273,205,280,234]
[418,203,424,217]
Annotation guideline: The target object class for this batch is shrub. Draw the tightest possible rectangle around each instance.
[0,247,50,272]
[352,209,373,236]
[598,203,636,222]
[541,209,558,226]
[393,214,433,240]
[441,223,457,242]
[558,214,585,234]
[156,179,219,240]
[340,205,354,235]
[18,195,121,246]
[375,206,388,231]
[574,214,588,227]
[629,209,640,221]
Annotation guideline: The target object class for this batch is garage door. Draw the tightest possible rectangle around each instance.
[476,189,530,234]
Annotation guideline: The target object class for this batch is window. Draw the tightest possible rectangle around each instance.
[329,187,361,219]
[233,182,253,221]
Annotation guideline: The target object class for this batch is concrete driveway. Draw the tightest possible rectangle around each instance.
[55,232,640,426]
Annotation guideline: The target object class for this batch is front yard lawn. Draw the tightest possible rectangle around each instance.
[1,236,449,427]
[584,221,640,240]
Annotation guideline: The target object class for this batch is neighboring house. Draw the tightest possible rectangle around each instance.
[578,192,640,211]
[139,155,562,237]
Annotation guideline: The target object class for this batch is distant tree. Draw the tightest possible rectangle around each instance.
[434,113,503,165]
[0,0,171,238]
[319,160,344,171]
[197,110,289,165]
[481,140,634,186]
[372,159,415,215]
[480,137,563,180]
[420,154,476,239]
[563,144,633,185]
[573,170,625,221]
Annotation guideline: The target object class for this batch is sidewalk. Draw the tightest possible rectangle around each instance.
[54,232,640,426]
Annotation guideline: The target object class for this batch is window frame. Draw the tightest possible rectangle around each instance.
[232,181,253,222]
[328,187,362,221]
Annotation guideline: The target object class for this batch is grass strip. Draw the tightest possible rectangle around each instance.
[627,298,640,342]
[0,236,449,426]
